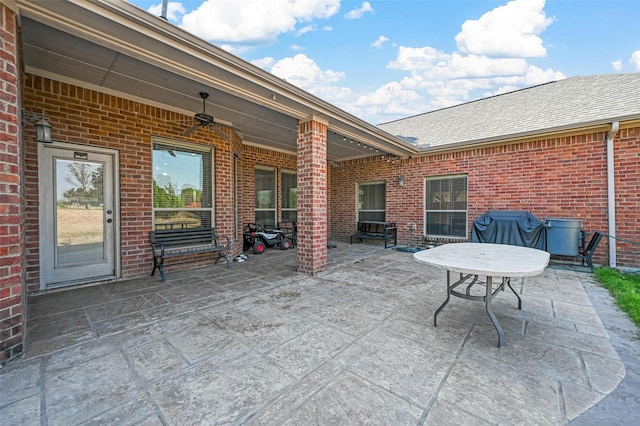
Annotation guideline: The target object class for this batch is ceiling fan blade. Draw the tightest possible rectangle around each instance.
[182,123,200,136]
[210,123,230,140]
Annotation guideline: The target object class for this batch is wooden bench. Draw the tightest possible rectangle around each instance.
[149,227,231,282]
[350,221,398,248]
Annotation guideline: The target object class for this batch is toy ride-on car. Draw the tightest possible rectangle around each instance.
[243,223,293,254]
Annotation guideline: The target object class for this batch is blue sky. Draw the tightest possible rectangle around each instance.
[128,0,640,124]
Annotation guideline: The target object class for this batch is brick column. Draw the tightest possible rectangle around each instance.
[0,1,24,364]
[297,118,328,274]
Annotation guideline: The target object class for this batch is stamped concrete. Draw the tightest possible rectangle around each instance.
[1,243,639,425]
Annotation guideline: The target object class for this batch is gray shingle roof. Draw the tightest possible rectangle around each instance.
[377,73,640,149]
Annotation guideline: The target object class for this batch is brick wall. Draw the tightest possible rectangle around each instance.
[613,127,640,266]
[0,2,23,364]
[22,75,241,291]
[330,129,640,268]
[297,120,327,274]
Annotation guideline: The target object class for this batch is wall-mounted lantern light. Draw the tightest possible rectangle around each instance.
[23,109,53,143]
[35,114,52,143]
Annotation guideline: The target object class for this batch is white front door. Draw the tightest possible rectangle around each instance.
[40,144,119,289]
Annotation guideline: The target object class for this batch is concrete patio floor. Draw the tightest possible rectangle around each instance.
[1,243,639,425]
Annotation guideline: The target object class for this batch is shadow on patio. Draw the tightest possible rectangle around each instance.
[1,243,637,425]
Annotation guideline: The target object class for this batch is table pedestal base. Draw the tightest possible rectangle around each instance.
[434,271,522,347]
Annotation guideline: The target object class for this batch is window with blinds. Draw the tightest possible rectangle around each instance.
[425,174,468,238]
[357,181,386,222]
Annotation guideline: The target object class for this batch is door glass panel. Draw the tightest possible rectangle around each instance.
[55,159,105,267]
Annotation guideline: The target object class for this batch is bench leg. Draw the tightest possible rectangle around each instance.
[214,248,232,269]
[151,256,166,282]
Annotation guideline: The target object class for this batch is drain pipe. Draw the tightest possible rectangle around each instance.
[607,121,619,267]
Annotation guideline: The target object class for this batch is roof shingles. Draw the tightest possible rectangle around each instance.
[378,74,640,149]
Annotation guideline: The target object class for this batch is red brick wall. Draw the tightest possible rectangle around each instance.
[22,75,242,292]
[297,120,327,274]
[614,127,640,266]
[0,3,23,364]
[331,129,640,268]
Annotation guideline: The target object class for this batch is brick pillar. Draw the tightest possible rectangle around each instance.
[0,1,24,364]
[297,118,328,274]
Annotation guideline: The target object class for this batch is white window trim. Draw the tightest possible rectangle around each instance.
[424,174,468,239]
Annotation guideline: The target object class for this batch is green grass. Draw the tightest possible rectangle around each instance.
[595,267,640,327]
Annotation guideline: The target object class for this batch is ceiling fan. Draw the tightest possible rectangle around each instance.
[182,91,230,140]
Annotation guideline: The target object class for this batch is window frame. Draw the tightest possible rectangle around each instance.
[254,165,277,227]
[357,181,386,222]
[424,174,468,238]
[280,169,297,222]
[151,138,215,229]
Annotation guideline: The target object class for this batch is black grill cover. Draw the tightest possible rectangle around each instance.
[471,210,546,250]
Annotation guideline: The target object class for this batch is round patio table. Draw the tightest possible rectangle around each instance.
[413,243,550,347]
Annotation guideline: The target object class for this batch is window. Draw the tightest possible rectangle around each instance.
[281,170,297,222]
[255,166,276,226]
[425,175,467,238]
[358,182,385,222]
[152,140,213,229]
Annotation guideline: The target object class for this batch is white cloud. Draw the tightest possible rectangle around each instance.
[180,0,340,44]
[267,55,358,109]
[446,54,529,78]
[291,44,306,51]
[455,0,553,58]
[251,57,276,70]
[353,82,426,118]
[270,54,345,92]
[147,2,186,22]
[344,2,374,19]
[387,46,450,71]
[374,47,565,121]
[371,36,389,49]
[297,25,316,36]
[612,60,623,71]
[630,50,640,70]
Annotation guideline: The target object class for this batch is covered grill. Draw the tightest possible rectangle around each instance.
[471,210,546,250]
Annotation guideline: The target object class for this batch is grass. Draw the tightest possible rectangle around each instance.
[595,267,640,327]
